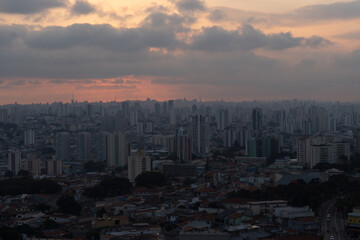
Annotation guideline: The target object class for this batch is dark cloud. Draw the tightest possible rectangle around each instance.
[71,0,95,15]
[142,12,189,32]
[190,25,331,52]
[0,0,67,14]
[337,49,360,68]
[175,0,205,12]
[23,23,181,51]
[76,85,136,90]
[208,9,226,22]
[293,0,360,21]
[126,80,142,84]
[112,78,124,84]
[0,22,343,99]
[0,25,26,46]
[334,30,360,39]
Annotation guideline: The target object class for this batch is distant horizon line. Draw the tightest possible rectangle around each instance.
[1,98,360,106]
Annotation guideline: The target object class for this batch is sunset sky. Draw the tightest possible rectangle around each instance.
[1,0,360,104]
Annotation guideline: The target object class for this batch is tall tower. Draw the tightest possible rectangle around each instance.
[77,132,91,162]
[8,150,21,175]
[188,113,210,155]
[24,129,35,146]
[56,132,71,162]
[176,127,192,162]
[252,108,263,137]
[107,132,128,167]
[217,109,229,131]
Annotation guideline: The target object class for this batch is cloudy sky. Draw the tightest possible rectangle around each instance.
[1,0,360,104]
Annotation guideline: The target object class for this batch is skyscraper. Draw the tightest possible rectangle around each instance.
[8,150,21,175]
[24,129,35,146]
[107,132,128,167]
[176,127,192,162]
[0,109,8,123]
[217,109,229,131]
[252,108,263,137]
[56,132,71,162]
[154,102,161,117]
[188,113,210,155]
[77,132,91,162]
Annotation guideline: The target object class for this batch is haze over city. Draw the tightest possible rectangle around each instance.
[3,1,360,240]
[1,0,360,103]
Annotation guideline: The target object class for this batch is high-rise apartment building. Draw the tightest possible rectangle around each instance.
[224,125,237,148]
[56,132,71,162]
[77,132,91,162]
[107,132,128,167]
[0,109,8,123]
[128,150,151,182]
[176,128,192,162]
[24,129,35,146]
[217,109,229,131]
[248,136,279,158]
[8,150,21,175]
[46,156,63,176]
[297,136,312,167]
[188,113,210,155]
[23,158,41,176]
[252,108,263,137]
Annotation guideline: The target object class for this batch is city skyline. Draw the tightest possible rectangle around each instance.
[1,0,360,104]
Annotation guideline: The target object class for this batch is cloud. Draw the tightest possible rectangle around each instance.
[0,25,26,46]
[292,0,360,21]
[334,30,360,39]
[175,0,205,12]
[0,22,343,101]
[190,25,331,52]
[71,0,95,15]
[206,1,360,28]
[142,11,190,32]
[208,9,226,22]
[0,0,67,14]
[23,23,181,51]
[76,85,136,90]
[337,49,360,68]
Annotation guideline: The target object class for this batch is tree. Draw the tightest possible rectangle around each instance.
[0,227,21,240]
[86,230,100,240]
[33,203,51,213]
[0,178,61,196]
[135,172,166,188]
[84,177,132,200]
[4,171,13,178]
[43,219,58,230]
[18,170,30,177]
[84,161,106,172]
[313,162,332,171]
[56,195,81,215]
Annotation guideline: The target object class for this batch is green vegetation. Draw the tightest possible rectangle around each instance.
[228,175,357,212]
[86,230,100,240]
[84,177,132,200]
[17,170,30,177]
[312,153,360,173]
[0,224,38,240]
[84,161,106,172]
[56,195,82,215]
[42,219,59,230]
[135,171,166,188]
[0,178,61,196]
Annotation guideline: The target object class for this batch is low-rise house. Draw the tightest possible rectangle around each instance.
[247,200,288,216]
[92,215,129,229]
[288,216,317,233]
[274,206,314,224]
